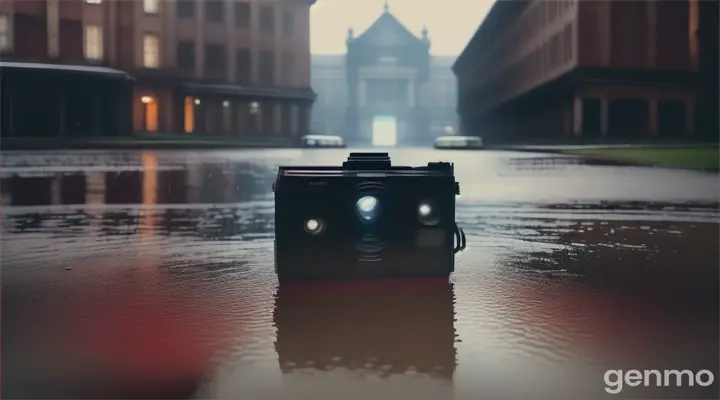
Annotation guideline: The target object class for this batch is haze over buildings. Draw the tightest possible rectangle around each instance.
[310,0,493,56]
[310,2,467,145]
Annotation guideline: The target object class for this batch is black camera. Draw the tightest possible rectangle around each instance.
[273,279,457,380]
[273,152,466,282]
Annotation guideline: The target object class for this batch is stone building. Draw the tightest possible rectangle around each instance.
[0,0,316,136]
[311,4,458,146]
[453,0,718,144]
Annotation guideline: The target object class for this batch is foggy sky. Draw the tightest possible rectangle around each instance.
[310,0,495,56]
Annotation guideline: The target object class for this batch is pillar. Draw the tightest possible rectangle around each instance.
[290,104,299,135]
[647,0,657,68]
[685,100,695,135]
[222,100,231,133]
[563,101,572,136]
[648,98,658,135]
[195,0,206,79]
[225,0,235,84]
[108,0,118,65]
[273,102,282,135]
[92,88,101,135]
[57,88,65,137]
[6,80,14,136]
[572,95,583,135]
[359,80,367,107]
[600,97,609,136]
[299,103,310,136]
[262,102,275,134]
[46,0,59,58]
[119,84,131,136]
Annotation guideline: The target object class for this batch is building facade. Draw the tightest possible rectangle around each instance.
[0,0,316,136]
[311,5,458,146]
[453,0,718,144]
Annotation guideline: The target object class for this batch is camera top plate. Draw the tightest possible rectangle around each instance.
[274,153,460,195]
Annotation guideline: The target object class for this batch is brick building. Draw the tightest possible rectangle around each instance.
[0,0,316,136]
[453,0,718,144]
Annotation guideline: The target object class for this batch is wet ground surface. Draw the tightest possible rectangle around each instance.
[1,148,718,399]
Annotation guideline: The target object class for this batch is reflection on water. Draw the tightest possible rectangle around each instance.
[1,150,719,399]
[274,280,456,379]
[1,163,273,208]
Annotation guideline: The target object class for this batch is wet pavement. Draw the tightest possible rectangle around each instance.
[1,148,718,399]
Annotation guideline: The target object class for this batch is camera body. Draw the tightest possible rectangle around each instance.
[273,152,462,282]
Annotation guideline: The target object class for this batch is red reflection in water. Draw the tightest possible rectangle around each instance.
[7,263,245,399]
[499,277,718,371]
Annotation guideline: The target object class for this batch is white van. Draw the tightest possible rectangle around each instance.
[301,135,345,148]
[434,135,483,149]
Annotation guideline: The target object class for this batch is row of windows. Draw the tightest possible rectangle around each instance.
[140,95,302,135]
[176,41,294,86]
[86,0,159,14]
[7,14,290,81]
[480,0,574,80]
[83,24,160,68]
[483,23,574,104]
[85,0,293,35]
[176,1,293,36]
[517,0,574,46]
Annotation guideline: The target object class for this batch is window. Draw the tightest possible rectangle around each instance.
[260,6,274,35]
[177,41,195,73]
[84,25,103,60]
[206,0,224,23]
[259,51,274,85]
[86,0,102,4]
[204,43,226,80]
[283,10,294,36]
[143,34,160,68]
[235,2,250,29]
[0,13,11,51]
[143,0,159,14]
[236,48,251,84]
[177,0,195,18]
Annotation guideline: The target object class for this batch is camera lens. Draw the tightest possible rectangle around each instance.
[304,218,324,235]
[418,200,440,226]
[356,195,379,222]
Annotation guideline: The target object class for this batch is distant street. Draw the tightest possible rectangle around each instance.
[2,148,718,399]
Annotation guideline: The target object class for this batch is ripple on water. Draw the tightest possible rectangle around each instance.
[2,151,718,399]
